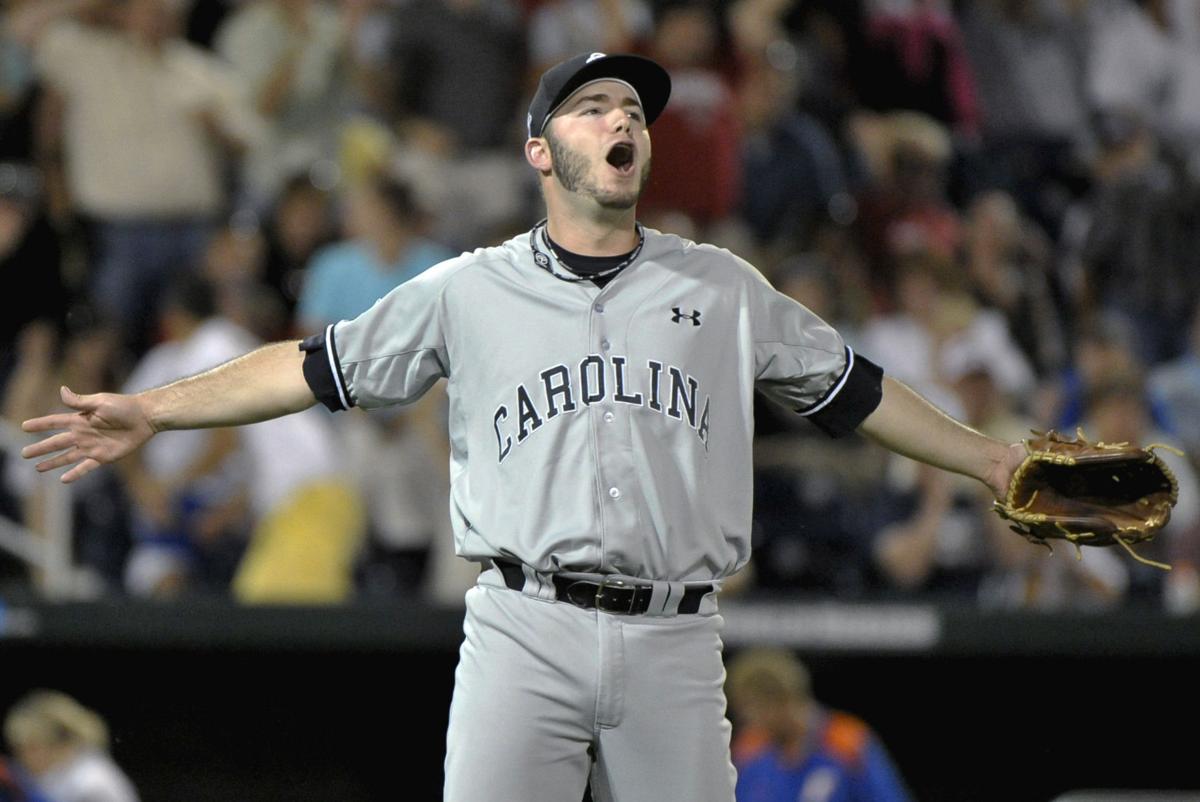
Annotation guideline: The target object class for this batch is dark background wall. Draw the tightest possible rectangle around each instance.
[2,602,1197,802]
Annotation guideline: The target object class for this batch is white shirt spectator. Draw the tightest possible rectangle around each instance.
[215,0,350,201]
[34,21,263,219]
[528,0,653,72]
[36,748,139,802]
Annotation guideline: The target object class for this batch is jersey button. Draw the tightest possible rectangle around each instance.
[608,487,621,499]
[600,339,611,351]
[603,411,615,422]
[594,303,605,313]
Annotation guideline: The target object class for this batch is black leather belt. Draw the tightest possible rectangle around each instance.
[493,559,712,615]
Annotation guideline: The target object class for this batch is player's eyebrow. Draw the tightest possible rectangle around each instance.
[568,93,643,111]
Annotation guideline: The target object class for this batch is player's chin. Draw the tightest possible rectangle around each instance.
[594,169,648,210]
[595,189,641,210]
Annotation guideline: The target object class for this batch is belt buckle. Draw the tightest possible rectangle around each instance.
[594,576,637,614]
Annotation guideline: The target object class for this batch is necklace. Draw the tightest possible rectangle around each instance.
[528,219,645,283]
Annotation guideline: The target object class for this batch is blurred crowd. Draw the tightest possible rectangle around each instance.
[1,0,1199,613]
[1,691,137,802]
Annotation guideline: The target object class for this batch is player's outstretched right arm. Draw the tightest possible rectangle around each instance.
[21,340,313,484]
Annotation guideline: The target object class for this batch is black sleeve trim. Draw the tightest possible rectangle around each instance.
[798,346,883,438]
[299,324,354,412]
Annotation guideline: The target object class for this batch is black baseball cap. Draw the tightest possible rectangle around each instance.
[527,52,672,139]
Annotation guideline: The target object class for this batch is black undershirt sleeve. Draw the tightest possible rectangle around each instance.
[798,348,884,438]
[299,327,354,413]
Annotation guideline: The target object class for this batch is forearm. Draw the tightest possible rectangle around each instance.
[142,341,315,432]
[858,377,1011,485]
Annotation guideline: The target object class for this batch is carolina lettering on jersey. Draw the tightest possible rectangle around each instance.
[494,354,711,462]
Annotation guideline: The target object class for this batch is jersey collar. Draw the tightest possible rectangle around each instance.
[528,219,645,283]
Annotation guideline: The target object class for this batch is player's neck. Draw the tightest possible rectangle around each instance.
[544,203,638,257]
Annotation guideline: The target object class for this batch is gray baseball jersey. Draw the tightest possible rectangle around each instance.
[298,223,883,801]
[301,224,881,580]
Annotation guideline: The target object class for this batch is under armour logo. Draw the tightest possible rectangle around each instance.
[534,251,550,267]
[671,307,702,326]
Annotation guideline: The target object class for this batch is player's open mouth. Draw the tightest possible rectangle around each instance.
[606,143,636,175]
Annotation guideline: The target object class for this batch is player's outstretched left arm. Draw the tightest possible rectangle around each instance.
[858,376,1025,500]
[21,340,314,483]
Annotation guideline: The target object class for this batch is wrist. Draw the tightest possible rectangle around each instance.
[138,389,168,434]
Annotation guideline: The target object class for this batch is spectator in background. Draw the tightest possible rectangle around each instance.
[1045,313,1172,434]
[727,649,912,802]
[1151,303,1200,462]
[297,171,452,599]
[295,172,453,332]
[10,0,265,355]
[527,0,653,77]
[960,0,1089,151]
[0,753,50,802]
[261,172,338,319]
[2,309,131,593]
[961,190,1066,379]
[862,269,1035,598]
[0,1,73,226]
[636,1,742,236]
[197,219,296,344]
[0,164,68,395]
[119,275,251,597]
[855,0,980,139]
[749,256,888,599]
[123,273,364,602]
[871,459,995,598]
[1066,109,1200,365]
[759,0,870,151]
[369,0,528,248]
[735,53,851,253]
[3,690,138,802]
[215,0,352,206]
[958,0,1090,232]
[858,251,1035,416]
[0,0,43,163]
[851,110,961,303]
[381,0,523,153]
[1085,0,1200,162]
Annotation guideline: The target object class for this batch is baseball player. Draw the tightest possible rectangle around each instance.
[20,53,1026,802]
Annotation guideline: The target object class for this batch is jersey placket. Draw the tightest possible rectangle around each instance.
[588,291,641,568]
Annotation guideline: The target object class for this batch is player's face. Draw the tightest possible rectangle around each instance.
[544,80,652,210]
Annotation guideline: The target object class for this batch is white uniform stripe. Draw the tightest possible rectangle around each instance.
[324,323,351,411]
[798,346,855,417]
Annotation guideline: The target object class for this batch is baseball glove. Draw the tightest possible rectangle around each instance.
[993,429,1181,570]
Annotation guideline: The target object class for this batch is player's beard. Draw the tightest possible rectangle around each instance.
[547,132,651,210]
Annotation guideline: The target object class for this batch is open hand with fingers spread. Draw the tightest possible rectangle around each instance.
[21,385,157,483]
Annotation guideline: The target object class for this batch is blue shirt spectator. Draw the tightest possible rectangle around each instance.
[298,237,454,327]
[728,649,912,802]
[735,709,911,802]
[296,173,455,328]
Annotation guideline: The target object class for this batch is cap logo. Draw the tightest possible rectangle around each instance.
[586,52,606,63]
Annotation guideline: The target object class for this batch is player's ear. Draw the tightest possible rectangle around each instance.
[526,137,552,175]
